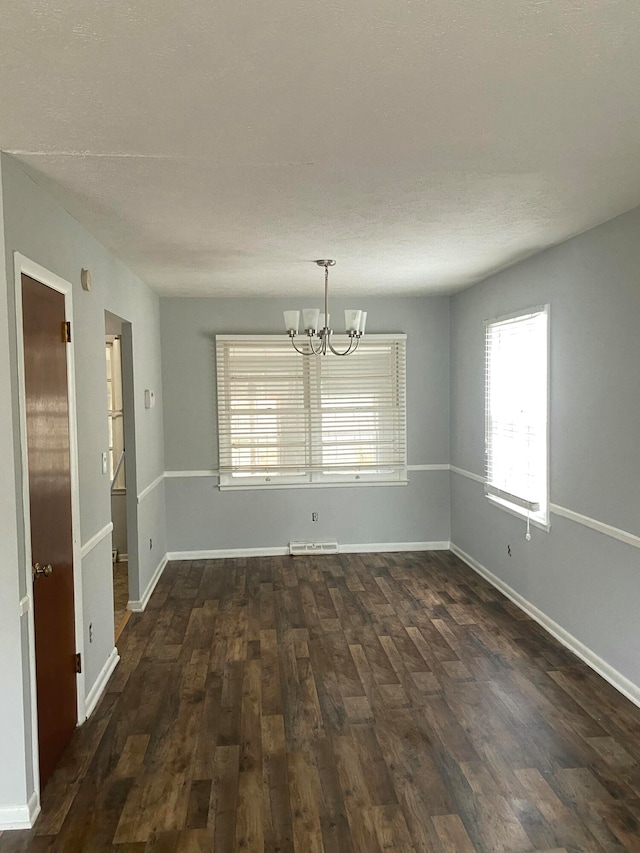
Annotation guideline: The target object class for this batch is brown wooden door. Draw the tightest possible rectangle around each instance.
[22,274,77,788]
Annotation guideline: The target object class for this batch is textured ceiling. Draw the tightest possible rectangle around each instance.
[2,0,640,297]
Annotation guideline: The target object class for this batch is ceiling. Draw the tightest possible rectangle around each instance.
[2,0,640,298]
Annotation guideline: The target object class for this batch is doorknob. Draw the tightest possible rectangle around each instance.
[32,562,53,580]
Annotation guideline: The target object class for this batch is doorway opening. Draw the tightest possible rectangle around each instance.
[105,311,136,642]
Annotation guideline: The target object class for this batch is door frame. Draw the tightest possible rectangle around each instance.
[13,252,85,803]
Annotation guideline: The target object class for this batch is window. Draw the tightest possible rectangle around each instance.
[106,336,126,490]
[485,306,549,526]
[215,335,407,489]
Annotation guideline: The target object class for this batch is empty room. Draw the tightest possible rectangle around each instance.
[0,2,639,851]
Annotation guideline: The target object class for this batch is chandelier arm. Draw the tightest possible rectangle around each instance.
[327,335,358,357]
[311,335,325,355]
[290,336,320,356]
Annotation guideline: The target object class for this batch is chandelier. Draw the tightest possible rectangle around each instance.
[283,260,367,356]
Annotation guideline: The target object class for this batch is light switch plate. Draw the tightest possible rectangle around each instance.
[101,451,108,474]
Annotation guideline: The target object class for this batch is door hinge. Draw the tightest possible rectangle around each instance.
[75,652,82,674]
[62,321,71,343]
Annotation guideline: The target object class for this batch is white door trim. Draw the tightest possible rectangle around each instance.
[13,253,86,810]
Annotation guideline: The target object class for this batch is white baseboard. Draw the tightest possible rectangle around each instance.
[128,554,168,612]
[0,791,40,830]
[167,541,450,561]
[450,542,640,710]
[167,547,289,561]
[341,541,450,554]
[84,646,120,720]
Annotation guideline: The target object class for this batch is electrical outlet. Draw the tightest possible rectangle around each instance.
[312,512,318,522]
[507,544,512,557]
[89,622,93,643]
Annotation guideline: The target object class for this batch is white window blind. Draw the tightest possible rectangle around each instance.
[485,306,549,522]
[216,335,407,488]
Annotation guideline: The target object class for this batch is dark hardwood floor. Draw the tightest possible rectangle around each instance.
[2,551,640,852]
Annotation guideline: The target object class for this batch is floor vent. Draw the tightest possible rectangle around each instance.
[289,540,339,556]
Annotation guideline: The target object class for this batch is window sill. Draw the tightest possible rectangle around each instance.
[219,476,408,492]
[486,494,550,532]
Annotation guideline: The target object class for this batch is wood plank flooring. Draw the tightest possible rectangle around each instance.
[2,550,640,852]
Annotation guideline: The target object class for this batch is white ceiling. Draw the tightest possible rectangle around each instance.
[2,0,640,297]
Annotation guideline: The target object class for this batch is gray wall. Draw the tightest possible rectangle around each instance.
[0,154,166,813]
[160,296,451,552]
[450,205,640,689]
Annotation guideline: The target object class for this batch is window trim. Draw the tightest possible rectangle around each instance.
[215,334,408,490]
[484,304,550,529]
